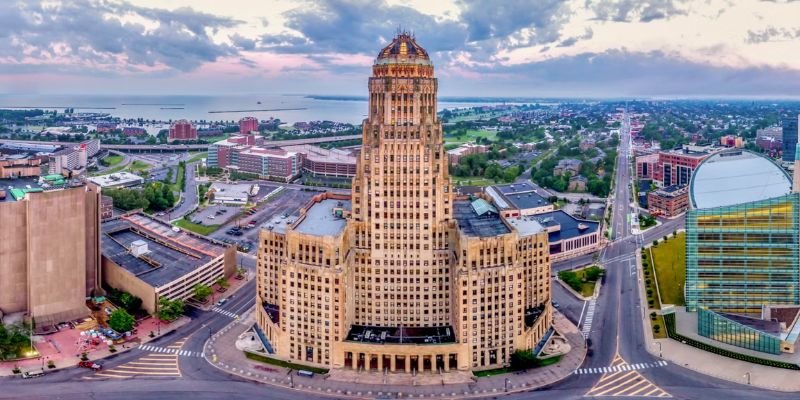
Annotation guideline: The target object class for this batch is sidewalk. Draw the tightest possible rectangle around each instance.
[204,310,586,398]
[634,249,800,392]
[1,316,190,376]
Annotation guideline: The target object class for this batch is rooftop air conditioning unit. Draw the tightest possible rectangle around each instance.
[130,240,150,257]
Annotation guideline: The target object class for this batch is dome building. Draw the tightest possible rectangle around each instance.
[685,148,800,354]
[255,33,554,373]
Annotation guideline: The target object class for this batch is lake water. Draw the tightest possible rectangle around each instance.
[0,94,514,125]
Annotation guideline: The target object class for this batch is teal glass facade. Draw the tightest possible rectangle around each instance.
[697,308,782,354]
[685,193,800,313]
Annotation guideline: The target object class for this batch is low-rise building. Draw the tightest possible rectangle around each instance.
[568,175,588,192]
[647,185,689,217]
[446,143,488,165]
[88,172,145,189]
[207,182,256,205]
[485,182,554,217]
[101,212,236,313]
[554,159,581,176]
[508,210,600,262]
[635,153,659,180]
[283,144,357,178]
[653,147,713,187]
[0,153,43,178]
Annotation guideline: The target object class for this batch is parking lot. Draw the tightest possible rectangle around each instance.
[208,187,320,254]
[190,204,241,225]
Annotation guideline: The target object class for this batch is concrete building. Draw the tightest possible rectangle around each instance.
[485,182,554,218]
[88,171,145,189]
[47,139,100,176]
[0,154,43,178]
[283,144,358,178]
[446,143,488,166]
[207,182,256,205]
[256,34,554,374]
[647,185,689,217]
[0,182,102,327]
[239,117,259,134]
[168,119,198,142]
[508,210,600,262]
[568,175,588,192]
[101,213,236,313]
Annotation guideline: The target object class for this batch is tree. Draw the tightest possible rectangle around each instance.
[157,297,185,322]
[192,284,213,302]
[0,323,31,360]
[108,309,135,333]
[118,292,142,314]
[215,276,230,289]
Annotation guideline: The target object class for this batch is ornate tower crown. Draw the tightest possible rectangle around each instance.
[375,32,431,66]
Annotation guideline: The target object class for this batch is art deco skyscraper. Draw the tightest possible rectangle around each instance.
[257,33,552,373]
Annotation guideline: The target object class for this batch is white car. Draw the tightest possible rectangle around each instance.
[207,215,215,220]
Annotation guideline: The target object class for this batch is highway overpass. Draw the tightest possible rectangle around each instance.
[0,135,362,153]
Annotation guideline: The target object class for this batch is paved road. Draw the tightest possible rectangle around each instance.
[1,113,789,400]
[169,161,199,219]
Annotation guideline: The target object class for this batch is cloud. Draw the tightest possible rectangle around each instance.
[746,26,800,43]
[230,34,257,50]
[0,0,240,73]
[586,0,690,23]
[557,28,594,47]
[457,0,570,44]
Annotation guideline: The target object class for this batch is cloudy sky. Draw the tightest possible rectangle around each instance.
[2,0,800,98]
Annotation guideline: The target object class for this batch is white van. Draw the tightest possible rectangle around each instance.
[21,370,45,379]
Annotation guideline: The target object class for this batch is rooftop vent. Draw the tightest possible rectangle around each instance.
[130,240,150,257]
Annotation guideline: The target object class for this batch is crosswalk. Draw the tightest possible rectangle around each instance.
[212,306,239,319]
[584,354,671,398]
[138,343,203,357]
[582,300,596,338]
[575,360,667,375]
[84,338,189,380]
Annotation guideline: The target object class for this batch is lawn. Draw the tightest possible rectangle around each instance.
[102,154,123,166]
[173,219,220,236]
[649,313,667,339]
[90,163,126,176]
[444,129,498,146]
[128,160,152,174]
[186,152,207,163]
[650,232,686,306]
[244,351,329,374]
[559,265,604,297]
[451,176,498,186]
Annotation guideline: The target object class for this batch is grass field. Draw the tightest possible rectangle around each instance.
[186,152,207,163]
[173,219,220,236]
[128,160,152,174]
[103,154,123,166]
[450,176,498,186]
[650,232,686,306]
[444,129,498,145]
[559,265,604,297]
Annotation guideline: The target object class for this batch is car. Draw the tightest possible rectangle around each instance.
[21,370,45,379]
[552,301,560,309]
[207,215,215,220]
[216,298,227,306]
[219,209,228,213]
[78,361,102,370]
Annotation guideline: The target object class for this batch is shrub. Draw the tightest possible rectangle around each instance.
[647,289,653,296]
[12,366,20,374]
[646,279,652,285]
[650,312,657,320]
[80,353,88,361]
[648,300,655,306]
[653,324,661,332]
[47,360,55,369]
[108,309,135,333]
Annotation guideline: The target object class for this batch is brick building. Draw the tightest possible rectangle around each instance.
[647,185,690,217]
[168,119,197,142]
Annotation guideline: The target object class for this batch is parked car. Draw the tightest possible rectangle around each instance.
[21,370,45,379]
[78,361,103,370]
[216,298,227,306]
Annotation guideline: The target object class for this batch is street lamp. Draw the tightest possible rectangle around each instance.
[655,342,662,358]
[504,377,510,392]
[744,372,751,385]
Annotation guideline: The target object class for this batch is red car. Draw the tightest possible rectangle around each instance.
[77,361,102,370]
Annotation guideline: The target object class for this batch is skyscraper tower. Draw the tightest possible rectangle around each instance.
[257,32,553,374]
[350,32,452,327]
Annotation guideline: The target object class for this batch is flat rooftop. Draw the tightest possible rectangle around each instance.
[88,172,144,188]
[295,198,350,236]
[534,210,599,243]
[101,213,228,288]
[506,216,545,237]
[282,144,356,164]
[453,200,510,237]
[487,183,551,211]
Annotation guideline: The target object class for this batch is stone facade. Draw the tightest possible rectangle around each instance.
[256,33,552,374]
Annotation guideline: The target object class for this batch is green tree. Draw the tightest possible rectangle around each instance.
[157,297,185,322]
[215,276,230,289]
[0,323,31,360]
[108,309,135,333]
[192,284,213,302]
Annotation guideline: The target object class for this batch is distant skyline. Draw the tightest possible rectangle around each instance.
[2,0,800,98]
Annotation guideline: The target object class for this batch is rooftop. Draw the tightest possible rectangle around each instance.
[88,172,144,188]
[453,200,510,238]
[294,198,350,236]
[101,213,228,288]
[486,183,551,211]
[282,144,356,164]
[690,150,792,209]
[376,33,431,65]
[505,215,545,237]
[533,210,599,243]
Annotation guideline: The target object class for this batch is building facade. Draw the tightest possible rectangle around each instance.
[782,115,799,162]
[168,119,198,142]
[653,149,710,187]
[239,117,260,134]
[0,183,102,327]
[647,185,689,217]
[256,34,553,373]
[686,150,799,314]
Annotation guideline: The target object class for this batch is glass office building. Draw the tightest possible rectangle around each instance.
[697,308,782,354]
[782,116,799,162]
[686,150,800,313]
